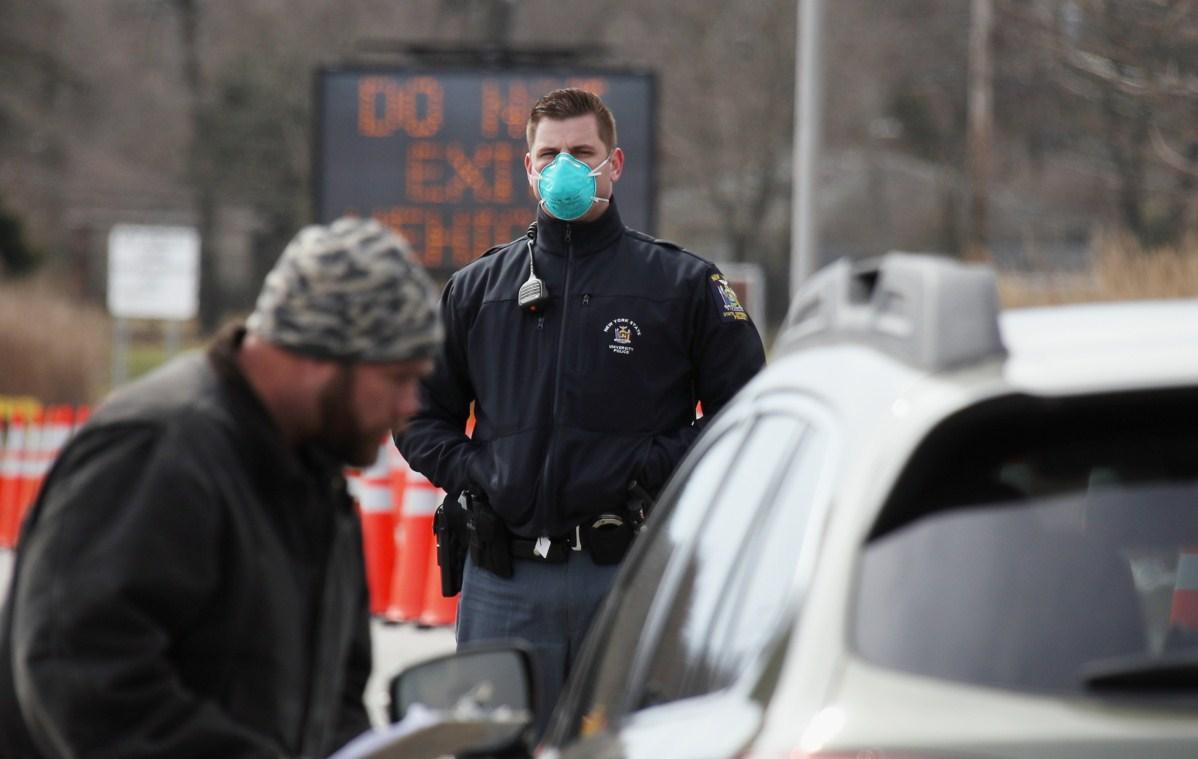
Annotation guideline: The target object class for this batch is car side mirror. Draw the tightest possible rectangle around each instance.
[386,642,537,756]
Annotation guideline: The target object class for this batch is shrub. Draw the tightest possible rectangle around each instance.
[999,233,1198,308]
[0,276,111,405]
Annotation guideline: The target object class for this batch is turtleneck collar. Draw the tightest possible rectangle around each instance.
[533,196,625,257]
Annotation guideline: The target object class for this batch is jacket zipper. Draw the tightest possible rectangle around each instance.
[542,224,573,516]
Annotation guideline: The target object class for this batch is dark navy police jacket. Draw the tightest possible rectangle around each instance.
[398,200,766,538]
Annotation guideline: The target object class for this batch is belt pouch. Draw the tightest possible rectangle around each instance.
[587,516,634,565]
[468,499,513,578]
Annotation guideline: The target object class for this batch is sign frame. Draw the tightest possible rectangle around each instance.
[313,64,658,278]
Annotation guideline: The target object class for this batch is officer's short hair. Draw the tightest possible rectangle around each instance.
[526,88,618,152]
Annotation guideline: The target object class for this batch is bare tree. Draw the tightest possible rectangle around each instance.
[0,0,73,269]
[996,0,1198,247]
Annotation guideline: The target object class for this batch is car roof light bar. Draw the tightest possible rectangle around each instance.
[777,252,1007,372]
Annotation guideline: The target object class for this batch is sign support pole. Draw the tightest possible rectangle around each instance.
[112,317,129,389]
[164,321,182,359]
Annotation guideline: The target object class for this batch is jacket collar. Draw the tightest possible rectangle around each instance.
[534,196,625,257]
[207,325,343,497]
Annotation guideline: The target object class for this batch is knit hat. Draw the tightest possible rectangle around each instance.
[246,217,442,363]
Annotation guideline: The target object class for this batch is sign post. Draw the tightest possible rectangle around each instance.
[106,224,200,387]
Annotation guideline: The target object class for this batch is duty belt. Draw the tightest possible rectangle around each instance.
[509,528,581,563]
[510,514,631,565]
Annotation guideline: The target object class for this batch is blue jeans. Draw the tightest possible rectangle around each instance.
[457,548,621,737]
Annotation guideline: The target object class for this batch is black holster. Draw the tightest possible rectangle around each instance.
[433,491,470,596]
[466,492,513,578]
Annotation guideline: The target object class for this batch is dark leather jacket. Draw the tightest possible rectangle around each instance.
[0,327,372,758]
[398,201,766,537]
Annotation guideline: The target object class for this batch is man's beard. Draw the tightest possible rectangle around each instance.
[316,365,379,467]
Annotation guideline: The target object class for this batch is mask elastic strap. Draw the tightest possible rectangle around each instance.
[588,153,614,207]
[588,153,613,177]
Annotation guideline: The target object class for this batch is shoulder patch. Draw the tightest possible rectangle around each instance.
[709,271,749,322]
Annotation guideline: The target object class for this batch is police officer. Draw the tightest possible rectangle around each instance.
[397,88,766,730]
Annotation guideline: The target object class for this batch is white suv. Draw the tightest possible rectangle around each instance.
[376,253,1198,759]
[538,253,1198,759]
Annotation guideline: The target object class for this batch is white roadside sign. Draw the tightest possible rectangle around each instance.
[107,224,200,321]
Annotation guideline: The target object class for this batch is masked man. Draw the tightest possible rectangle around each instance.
[398,88,766,730]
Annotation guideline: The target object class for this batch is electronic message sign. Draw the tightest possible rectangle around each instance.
[316,68,656,277]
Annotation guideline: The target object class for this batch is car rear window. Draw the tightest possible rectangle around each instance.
[854,389,1198,695]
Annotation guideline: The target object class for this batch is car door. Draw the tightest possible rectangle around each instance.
[544,393,837,759]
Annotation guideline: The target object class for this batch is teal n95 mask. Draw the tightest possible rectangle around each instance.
[529,152,612,221]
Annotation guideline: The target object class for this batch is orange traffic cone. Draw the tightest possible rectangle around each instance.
[12,408,44,531]
[9,406,76,548]
[384,467,442,623]
[25,406,73,512]
[380,445,410,624]
[411,414,471,626]
[72,405,91,435]
[357,437,397,616]
[387,443,409,542]
[0,411,23,548]
[1170,547,1198,630]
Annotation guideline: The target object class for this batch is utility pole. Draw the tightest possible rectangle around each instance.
[174,0,219,330]
[791,0,825,295]
[967,0,993,260]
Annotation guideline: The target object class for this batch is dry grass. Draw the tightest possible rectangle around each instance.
[0,275,111,405]
[999,234,1198,309]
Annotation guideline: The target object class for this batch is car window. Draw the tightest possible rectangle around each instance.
[632,414,808,710]
[855,390,1198,695]
[551,421,749,744]
[699,423,828,695]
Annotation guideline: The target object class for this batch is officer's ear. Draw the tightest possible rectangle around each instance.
[609,147,625,183]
